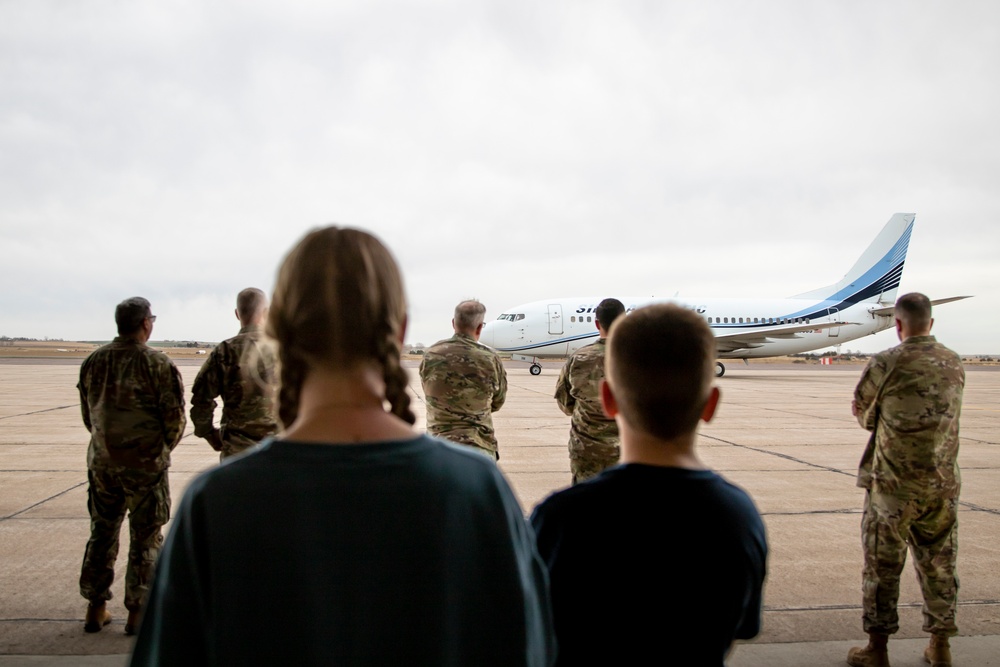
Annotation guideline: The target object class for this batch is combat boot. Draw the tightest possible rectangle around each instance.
[847,632,890,667]
[83,602,112,633]
[924,633,951,667]
[124,607,142,636]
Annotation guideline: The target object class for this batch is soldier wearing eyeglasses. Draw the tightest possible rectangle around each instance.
[77,297,186,636]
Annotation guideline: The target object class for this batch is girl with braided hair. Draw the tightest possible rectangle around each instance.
[130,227,554,667]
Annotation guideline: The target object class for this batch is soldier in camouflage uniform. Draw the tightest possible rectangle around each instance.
[847,293,964,667]
[77,297,186,635]
[555,298,626,484]
[420,300,507,459]
[191,288,279,460]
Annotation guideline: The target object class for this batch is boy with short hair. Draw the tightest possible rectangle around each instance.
[530,303,767,666]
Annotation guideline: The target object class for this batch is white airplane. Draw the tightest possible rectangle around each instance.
[481,213,970,377]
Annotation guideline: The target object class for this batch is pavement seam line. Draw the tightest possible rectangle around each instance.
[0,404,79,420]
[0,481,86,521]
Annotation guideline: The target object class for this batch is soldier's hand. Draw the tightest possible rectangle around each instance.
[851,400,859,417]
[207,429,224,452]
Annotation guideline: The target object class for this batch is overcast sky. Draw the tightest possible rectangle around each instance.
[2,0,998,354]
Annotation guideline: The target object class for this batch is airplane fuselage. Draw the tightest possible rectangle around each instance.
[482,296,893,360]
[480,214,972,377]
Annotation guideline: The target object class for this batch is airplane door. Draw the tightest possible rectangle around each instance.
[547,304,563,335]
[827,308,841,337]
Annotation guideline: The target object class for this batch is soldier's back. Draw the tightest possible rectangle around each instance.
[80,338,183,471]
[211,327,278,436]
[872,335,964,498]
[564,340,610,422]
[419,334,504,453]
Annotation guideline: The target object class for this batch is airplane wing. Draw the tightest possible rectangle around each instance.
[868,295,973,317]
[714,321,857,354]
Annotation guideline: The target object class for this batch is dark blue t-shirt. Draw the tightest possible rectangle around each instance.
[130,435,555,666]
[530,464,767,667]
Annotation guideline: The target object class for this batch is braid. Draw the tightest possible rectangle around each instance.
[380,333,415,425]
[277,351,307,429]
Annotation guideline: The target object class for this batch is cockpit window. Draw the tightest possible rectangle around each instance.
[514,314,525,321]
[496,314,524,322]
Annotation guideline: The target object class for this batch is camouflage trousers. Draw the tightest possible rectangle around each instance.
[568,435,620,485]
[860,490,959,636]
[220,429,264,461]
[79,467,170,610]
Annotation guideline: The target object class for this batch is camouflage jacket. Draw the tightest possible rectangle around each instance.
[419,332,507,455]
[854,335,964,499]
[554,338,619,449]
[190,324,278,445]
[78,337,186,472]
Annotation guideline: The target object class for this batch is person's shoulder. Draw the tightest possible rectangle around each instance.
[212,333,248,361]
[140,345,176,367]
[228,326,265,347]
[423,434,498,469]
[468,337,500,358]
[711,472,760,505]
[897,336,963,368]
[572,339,605,360]
[927,338,963,362]
[861,346,896,374]
[82,342,114,364]
[534,466,621,514]
[424,336,457,353]
[402,435,518,501]
[699,472,765,529]
[185,438,277,486]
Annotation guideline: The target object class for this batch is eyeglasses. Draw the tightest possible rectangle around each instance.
[147,315,157,323]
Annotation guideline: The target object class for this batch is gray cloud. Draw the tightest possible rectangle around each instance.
[1,0,997,352]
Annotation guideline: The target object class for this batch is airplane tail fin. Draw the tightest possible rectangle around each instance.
[792,213,914,306]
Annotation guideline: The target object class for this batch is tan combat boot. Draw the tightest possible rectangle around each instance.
[924,633,952,667]
[847,632,890,667]
[83,602,112,633]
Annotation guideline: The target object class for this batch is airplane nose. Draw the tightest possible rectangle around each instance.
[480,322,495,348]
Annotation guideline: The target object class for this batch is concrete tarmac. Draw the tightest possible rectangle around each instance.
[1,359,998,665]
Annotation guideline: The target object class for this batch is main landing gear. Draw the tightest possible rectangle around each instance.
[715,362,726,378]
[529,363,542,376]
